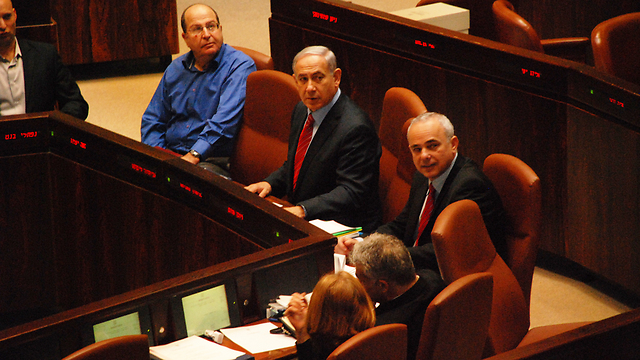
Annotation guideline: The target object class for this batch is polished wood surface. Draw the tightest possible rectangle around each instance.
[269,0,640,296]
[0,232,334,358]
[49,0,179,64]
[0,111,331,328]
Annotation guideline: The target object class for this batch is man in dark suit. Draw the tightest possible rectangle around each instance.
[0,0,88,120]
[338,112,506,271]
[245,45,382,232]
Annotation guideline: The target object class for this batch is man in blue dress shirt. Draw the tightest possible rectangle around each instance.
[141,3,256,175]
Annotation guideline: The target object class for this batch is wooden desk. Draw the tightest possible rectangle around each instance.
[0,111,333,332]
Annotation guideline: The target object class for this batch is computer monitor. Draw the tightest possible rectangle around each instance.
[170,280,242,339]
[253,254,319,311]
[81,305,153,346]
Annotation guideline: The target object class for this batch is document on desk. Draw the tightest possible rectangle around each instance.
[309,219,361,236]
[149,335,245,360]
[220,322,297,354]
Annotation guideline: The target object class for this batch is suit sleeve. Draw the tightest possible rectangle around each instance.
[296,121,380,221]
[52,49,89,120]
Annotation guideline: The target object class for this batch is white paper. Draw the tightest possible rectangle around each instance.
[220,322,297,353]
[149,335,245,360]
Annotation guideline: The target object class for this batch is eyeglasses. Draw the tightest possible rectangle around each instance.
[187,22,220,36]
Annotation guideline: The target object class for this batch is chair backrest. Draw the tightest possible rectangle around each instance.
[492,0,544,52]
[326,324,408,360]
[483,153,541,310]
[378,88,426,223]
[591,12,640,86]
[62,335,149,360]
[431,199,529,357]
[229,70,298,185]
[416,272,493,360]
[232,45,275,70]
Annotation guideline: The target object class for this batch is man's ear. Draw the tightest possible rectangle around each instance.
[333,67,342,87]
[450,135,459,151]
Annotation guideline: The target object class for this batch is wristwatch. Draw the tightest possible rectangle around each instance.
[188,149,201,159]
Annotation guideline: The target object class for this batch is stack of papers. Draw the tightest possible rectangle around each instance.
[220,322,297,353]
[149,336,245,360]
[309,219,361,236]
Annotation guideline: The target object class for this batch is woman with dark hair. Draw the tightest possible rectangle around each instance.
[285,271,376,360]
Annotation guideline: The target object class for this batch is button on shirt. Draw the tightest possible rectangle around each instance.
[0,42,26,116]
[140,44,256,159]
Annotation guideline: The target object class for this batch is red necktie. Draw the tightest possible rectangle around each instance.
[414,183,435,247]
[293,113,315,190]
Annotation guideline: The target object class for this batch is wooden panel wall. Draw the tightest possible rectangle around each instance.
[50,0,179,64]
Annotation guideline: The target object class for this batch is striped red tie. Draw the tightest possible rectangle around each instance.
[293,113,315,190]
[414,183,435,247]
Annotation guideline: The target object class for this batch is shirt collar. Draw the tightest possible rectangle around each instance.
[183,43,225,72]
[308,88,341,126]
[430,152,458,195]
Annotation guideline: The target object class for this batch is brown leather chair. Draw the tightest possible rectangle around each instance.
[483,153,540,310]
[326,323,408,360]
[416,0,496,40]
[378,88,426,223]
[229,70,298,185]
[492,0,590,62]
[233,46,275,71]
[591,12,640,86]
[62,335,149,360]
[416,272,493,360]
[431,200,591,357]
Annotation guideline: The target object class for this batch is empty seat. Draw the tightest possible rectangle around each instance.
[591,12,640,86]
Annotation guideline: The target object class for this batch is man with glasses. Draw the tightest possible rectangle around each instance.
[141,3,256,176]
[337,112,506,272]
[0,0,88,119]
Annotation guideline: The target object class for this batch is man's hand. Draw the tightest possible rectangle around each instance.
[245,181,272,198]
[285,292,309,342]
[284,205,305,218]
[181,152,200,165]
[334,235,358,255]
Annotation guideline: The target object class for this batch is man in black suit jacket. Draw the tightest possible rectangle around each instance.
[0,0,88,120]
[245,46,382,232]
[338,112,506,271]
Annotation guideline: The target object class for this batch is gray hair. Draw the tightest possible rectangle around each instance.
[408,112,455,142]
[292,46,337,73]
[349,233,416,286]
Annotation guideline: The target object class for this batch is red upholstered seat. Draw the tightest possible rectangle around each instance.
[416,272,493,360]
[378,87,425,223]
[62,335,149,360]
[229,70,299,185]
[326,323,407,360]
[591,12,640,86]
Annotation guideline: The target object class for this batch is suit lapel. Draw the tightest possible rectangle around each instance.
[293,94,343,194]
[18,40,36,111]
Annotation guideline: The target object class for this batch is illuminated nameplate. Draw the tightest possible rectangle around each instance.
[2,130,39,141]
[166,176,204,200]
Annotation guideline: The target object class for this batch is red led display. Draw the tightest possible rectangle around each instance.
[312,11,337,23]
[179,183,203,198]
[131,163,157,178]
[609,97,624,108]
[70,137,87,149]
[521,68,541,78]
[3,131,38,140]
[415,40,435,49]
[227,207,244,221]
